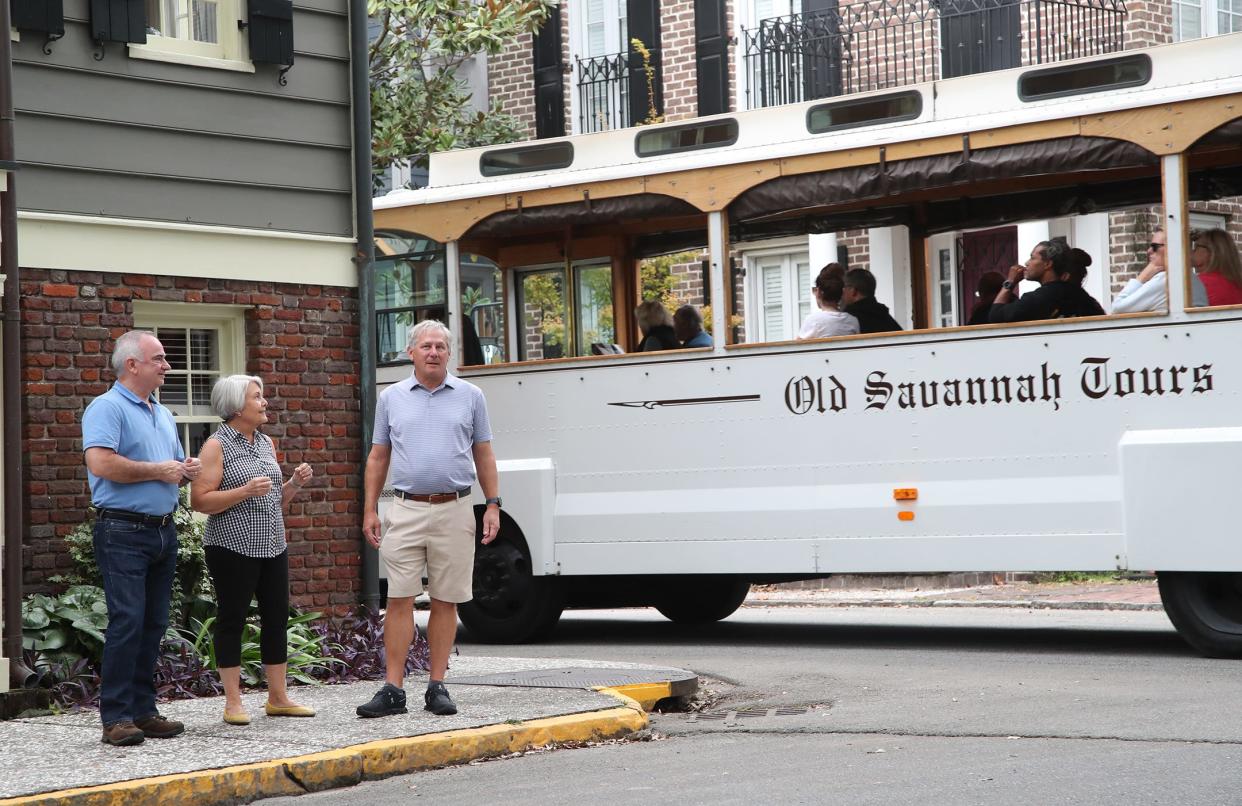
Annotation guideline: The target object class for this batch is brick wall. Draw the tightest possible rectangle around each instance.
[839,229,871,273]
[1123,0,1173,48]
[21,269,364,612]
[1106,207,1163,292]
[660,0,699,121]
[490,31,539,141]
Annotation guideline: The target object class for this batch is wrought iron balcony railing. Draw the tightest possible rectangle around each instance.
[741,0,1127,110]
[576,51,631,133]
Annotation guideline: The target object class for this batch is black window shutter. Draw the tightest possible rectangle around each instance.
[626,0,662,126]
[694,0,728,116]
[800,0,841,99]
[12,0,65,35]
[248,0,294,66]
[89,0,145,44]
[532,3,564,139]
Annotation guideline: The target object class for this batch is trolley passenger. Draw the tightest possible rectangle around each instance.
[1113,229,1209,312]
[636,300,680,351]
[988,238,1103,322]
[1193,228,1242,306]
[798,264,860,339]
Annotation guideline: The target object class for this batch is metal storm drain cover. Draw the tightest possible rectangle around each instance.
[686,706,815,725]
[446,666,698,697]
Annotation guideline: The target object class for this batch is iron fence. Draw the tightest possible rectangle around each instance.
[741,0,1127,110]
[576,51,630,133]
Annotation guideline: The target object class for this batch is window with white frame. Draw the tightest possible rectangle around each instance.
[582,0,627,57]
[1190,211,1228,233]
[746,247,812,342]
[136,0,251,68]
[133,302,245,457]
[1173,0,1242,40]
[572,0,629,133]
[752,0,793,26]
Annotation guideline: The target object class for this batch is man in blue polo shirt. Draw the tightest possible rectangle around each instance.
[356,319,501,719]
[82,330,201,746]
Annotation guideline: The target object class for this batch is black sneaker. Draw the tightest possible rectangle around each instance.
[356,683,408,718]
[424,682,457,716]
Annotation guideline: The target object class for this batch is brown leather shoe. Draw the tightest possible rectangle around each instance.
[134,713,185,739]
[101,721,145,746]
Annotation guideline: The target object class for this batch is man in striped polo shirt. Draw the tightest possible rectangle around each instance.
[357,319,501,718]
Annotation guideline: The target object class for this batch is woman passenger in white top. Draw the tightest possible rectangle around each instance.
[1111,228,1209,312]
[798,263,860,339]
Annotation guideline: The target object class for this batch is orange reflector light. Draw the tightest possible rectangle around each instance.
[894,488,918,501]
[898,511,915,521]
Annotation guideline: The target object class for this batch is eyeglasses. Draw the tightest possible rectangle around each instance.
[1192,242,1208,251]
[1147,242,1165,251]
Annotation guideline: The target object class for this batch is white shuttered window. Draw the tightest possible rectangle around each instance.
[749,249,811,342]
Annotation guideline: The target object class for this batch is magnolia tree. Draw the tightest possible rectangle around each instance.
[369,0,556,183]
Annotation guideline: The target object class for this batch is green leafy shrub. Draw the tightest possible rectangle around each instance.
[21,585,109,665]
[51,489,214,629]
[191,609,340,686]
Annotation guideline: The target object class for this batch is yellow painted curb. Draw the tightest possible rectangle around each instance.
[598,681,674,712]
[0,697,648,806]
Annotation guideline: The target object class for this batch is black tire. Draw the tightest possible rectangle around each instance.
[1157,572,1242,658]
[655,577,751,624]
[459,537,564,644]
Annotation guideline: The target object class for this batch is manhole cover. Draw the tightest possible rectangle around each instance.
[446,666,697,697]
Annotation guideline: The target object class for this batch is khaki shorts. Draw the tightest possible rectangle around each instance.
[380,496,476,603]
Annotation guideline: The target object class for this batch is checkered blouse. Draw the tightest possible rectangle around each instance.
[203,423,286,558]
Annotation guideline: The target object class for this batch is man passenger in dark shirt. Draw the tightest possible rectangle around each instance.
[989,237,1104,323]
[841,268,903,333]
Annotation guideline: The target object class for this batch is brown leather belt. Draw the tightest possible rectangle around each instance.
[393,488,471,504]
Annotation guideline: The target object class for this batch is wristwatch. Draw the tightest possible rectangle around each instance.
[1002,280,1015,290]
[485,497,502,508]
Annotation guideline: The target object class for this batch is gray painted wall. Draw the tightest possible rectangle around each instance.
[12,0,355,238]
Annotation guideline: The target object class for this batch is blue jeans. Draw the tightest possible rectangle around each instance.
[93,517,178,727]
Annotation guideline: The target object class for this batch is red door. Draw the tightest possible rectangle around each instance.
[958,226,1018,325]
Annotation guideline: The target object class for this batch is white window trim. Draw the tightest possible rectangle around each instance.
[741,237,812,342]
[1174,0,1241,39]
[567,0,628,135]
[1190,211,1228,232]
[129,0,254,73]
[128,43,256,72]
[133,301,246,452]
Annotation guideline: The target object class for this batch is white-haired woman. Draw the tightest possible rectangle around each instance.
[635,300,680,351]
[190,374,314,725]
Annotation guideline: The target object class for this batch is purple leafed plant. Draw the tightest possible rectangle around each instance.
[24,650,101,712]
[154,637,224,701]
[312,607,430,684]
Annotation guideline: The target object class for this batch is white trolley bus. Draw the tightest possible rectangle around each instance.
[374,33,1242,656]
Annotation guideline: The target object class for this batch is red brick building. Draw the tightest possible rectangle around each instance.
[19,272,363,611]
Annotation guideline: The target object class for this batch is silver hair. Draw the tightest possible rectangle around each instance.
[406,319,452,351]
[210,374,264,421]
[111,330,154,374]
[635,300,673,332]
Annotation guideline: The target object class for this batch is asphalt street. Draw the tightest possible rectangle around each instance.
[271,605,1242,805]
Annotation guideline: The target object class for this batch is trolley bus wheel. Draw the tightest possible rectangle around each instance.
[1157,572,1242,658]
[459,537,564,644]
[654,577,751,625]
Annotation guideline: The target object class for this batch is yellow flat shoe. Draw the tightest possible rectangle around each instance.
[223,710,251,726]
[265,703,316,718]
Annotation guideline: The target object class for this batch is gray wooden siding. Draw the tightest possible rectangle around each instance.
[12,0,355,238]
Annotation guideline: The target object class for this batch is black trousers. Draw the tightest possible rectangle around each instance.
[204,546,289,668]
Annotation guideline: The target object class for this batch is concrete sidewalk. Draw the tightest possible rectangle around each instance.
[748,578,1163,611]
[0,657,693,806]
